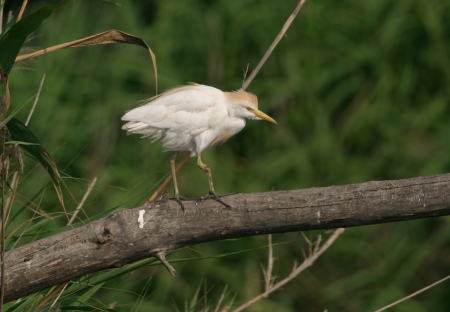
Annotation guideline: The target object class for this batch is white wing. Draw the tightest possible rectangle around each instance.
[122,84,229,155]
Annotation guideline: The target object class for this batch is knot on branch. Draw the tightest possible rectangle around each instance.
[95,224,115,245]
[94,208,129,245]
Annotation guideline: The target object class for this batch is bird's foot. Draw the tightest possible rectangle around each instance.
[169,194,190,211]
[170,192,238,210]
[198,191,238,208]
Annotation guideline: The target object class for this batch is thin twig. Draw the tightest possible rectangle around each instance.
[233,228,345,312]
[242,64,249,87]
[263,234,274,291]
[241,0,306,91]
[67,176,97,226]
[301,231,312,256]
[25,73,46,125]
[16,0,28,22]
[313,233,322,254]
[374,274,450,312]
[50,282,69,309]
[31,281,69,312]
[154,250,176,276]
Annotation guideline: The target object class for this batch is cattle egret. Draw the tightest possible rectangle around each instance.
[122,83,276,208]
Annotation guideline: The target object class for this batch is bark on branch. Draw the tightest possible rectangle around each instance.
[2,173,450,302]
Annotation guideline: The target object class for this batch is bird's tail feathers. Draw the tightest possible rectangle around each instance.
[122,121,163,141]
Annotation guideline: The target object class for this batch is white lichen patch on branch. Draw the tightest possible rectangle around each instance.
[138,210,147,228]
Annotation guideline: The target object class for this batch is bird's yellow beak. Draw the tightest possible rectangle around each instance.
[249,109,277,124]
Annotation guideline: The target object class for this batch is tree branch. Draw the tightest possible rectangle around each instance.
[2,173,450,302]
[233,228,345,312]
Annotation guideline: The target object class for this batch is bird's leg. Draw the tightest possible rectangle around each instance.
[197,155,232,208]
[170,152,185,210]
[196,155,217,194]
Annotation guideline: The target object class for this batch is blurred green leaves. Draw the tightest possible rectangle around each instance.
[0,0,68,75]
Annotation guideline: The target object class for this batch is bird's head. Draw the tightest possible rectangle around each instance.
[224,89,277,124]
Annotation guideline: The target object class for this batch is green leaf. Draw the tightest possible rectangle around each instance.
[0,0,69,75]
[71,283,105,307]
[6,117,65,208]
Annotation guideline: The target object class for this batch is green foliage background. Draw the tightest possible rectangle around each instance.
[4,0,450,311]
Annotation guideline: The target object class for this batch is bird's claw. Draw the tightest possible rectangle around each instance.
[169,194,190,211]
[170,192,237,209]
[197,191,237,208]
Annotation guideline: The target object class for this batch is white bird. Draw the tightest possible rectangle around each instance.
[122,83,276,208]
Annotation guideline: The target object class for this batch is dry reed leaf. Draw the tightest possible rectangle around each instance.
[15,29,158,93]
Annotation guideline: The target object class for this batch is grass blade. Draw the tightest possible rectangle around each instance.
[6,117,65,210]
